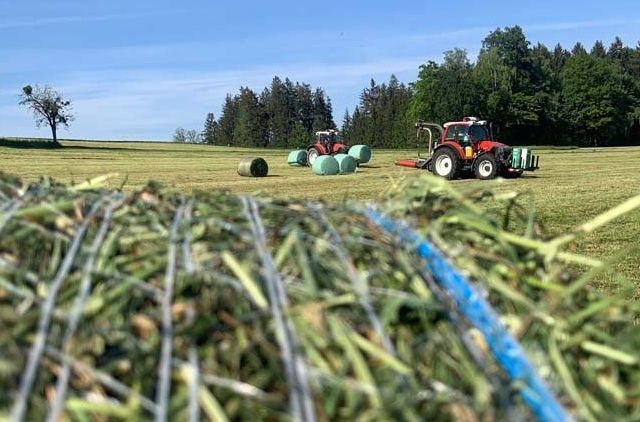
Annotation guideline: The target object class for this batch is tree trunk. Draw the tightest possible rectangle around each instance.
[51,124,58,144]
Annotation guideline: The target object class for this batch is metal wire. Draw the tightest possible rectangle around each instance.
[310,205,395,355]
[181,201,201,422]
[171,358,271,401]
[46,195,124,422]
[242,196,316,422]
[155,203,185,422]
[0,200,21,235]
[11,199,104,422]
[45,347,158,414]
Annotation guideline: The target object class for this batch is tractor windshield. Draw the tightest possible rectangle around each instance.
[469,124,490,141]
[318,132,342,143]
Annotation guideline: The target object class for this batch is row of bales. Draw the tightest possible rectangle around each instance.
[288,145,372,175]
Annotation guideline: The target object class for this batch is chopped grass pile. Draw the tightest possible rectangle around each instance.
[0,172,638,421]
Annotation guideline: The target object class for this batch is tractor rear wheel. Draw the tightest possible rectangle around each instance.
[431,148,459,180]
[474,154,498,180]
[307,148,320,167]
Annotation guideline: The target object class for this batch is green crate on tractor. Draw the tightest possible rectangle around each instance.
[395,117,539,180]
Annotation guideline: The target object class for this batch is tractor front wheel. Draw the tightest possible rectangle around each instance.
[431,148,459,180]
[474,154,498,180]
[307,148,320,167]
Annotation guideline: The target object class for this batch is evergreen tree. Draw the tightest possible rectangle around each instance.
[203,112,218,144]
[349,107,368,146]
[294,83,314,134]
[571,42,588,56]
[351,76,413,147]
[341,109,352,140]
[591,40,607,58]
[207,77,338,149]
[607,37,625,61]
[607,36,638,77]
[217,95,238,146]
[266,77,293,147]
[312,88,335,132]
[551,44,570,75]
[290,120,309,147]
[233,87,266,147]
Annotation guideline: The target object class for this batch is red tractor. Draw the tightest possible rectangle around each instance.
[306,130,349,166]
[396,117,539,179]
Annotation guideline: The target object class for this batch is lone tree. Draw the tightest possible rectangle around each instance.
[19,85,74,144]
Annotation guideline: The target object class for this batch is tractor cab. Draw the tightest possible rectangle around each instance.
[307,129,349,166]
[442,118,498,151]
[316,130,341,144]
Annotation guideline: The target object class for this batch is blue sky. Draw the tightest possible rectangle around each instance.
[1,0,639,141]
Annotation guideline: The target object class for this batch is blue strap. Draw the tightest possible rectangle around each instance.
[363,207,569,422]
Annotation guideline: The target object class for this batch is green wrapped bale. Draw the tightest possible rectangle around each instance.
[348,144,372,164]
[511,148,522,169]
[334,153,357,174]
[287,150,308,167]
[311,155,339,175]
[238,157,269,177]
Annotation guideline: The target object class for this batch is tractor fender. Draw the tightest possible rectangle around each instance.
[477,140,507,153]
[308,143,328,155]
[434,142,465,159]
[475,146,512,169]
[332,144,348,154]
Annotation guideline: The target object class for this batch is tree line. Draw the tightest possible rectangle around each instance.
[197,27,639,148]
[198,76,335,148]
[406,27,640,147]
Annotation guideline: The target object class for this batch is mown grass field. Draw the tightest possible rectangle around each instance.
[1,140,639,285]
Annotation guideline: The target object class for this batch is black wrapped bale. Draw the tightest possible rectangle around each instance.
[238,157,269,177]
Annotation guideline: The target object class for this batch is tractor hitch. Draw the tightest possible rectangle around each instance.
[395,158,431,170]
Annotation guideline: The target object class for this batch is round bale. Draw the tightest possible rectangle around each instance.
[348,145,372,164]
[238,157,269,177]
[312,155,339,176]
[287,150,308,167]
[334,154,357,174]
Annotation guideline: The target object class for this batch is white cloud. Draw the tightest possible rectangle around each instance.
[525,18,640,32]
[0,12,152,30]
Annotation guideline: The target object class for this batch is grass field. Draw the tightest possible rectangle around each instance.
[1,140,639,284]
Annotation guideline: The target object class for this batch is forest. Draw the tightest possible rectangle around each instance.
[200,26,640,148]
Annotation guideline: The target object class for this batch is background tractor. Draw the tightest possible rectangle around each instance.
[395,117,539,179]
[306,130,349,166]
